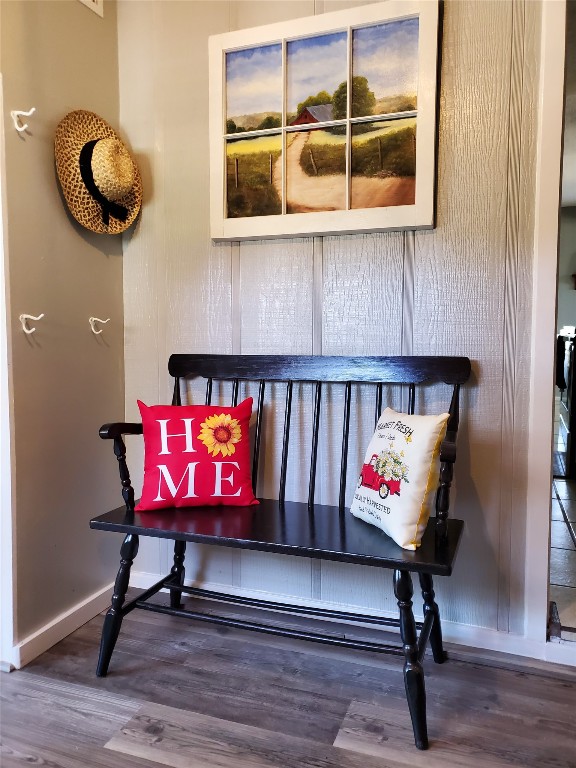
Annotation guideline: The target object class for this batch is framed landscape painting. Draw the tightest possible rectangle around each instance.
[209,0,440,241]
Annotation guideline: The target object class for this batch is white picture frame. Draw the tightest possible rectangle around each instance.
[209,0,440,241]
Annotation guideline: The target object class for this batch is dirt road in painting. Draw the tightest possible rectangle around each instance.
[275,131,415,211]
[350,176,415,208]
[275,132,345,212]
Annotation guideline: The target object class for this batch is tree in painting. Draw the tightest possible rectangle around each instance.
[296,90,333,116]
[332,77,376,120]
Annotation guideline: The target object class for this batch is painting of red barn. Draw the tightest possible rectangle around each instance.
[290,104,334,126]
[209,0,440,239]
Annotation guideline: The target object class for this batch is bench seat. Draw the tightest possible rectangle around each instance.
[91,502,463,576]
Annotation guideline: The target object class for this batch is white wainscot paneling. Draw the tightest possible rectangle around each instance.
[238,237,315,506]
[502,3,547,634]
[240,550,314,600]
[412,0,514,631]
[119,0,545,648]
[239,238,314,355]
[322,229,405,357]
[320,560,398,617]
[183,543,235,588]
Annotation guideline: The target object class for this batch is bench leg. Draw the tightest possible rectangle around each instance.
[419,572,447,664]
[394,569,428,750]
[169,540,186,609]
[96,533,139,677]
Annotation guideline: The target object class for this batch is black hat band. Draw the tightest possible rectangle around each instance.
[79,140,129,227]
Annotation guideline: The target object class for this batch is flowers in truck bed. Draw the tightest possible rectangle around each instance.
[374,446,409,483]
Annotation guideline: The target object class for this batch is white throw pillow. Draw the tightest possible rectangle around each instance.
[350,407,449,550]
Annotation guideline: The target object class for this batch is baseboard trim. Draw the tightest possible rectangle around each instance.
[442,620,576,667]
[129,570,576,669]
[11,582,114,669]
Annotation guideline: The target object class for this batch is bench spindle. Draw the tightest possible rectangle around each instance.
[231,378,239,407]
[308,382,322,510]
[339,381,352,512]
[251,380,266,493]
[279,381,293,505]
[375,382,383,427]
[435,384,461,542]
[172,376,182,406]
[408,383,416,415]
[205,377,213,405]
[113,436,135,512]
[447,382,460,434]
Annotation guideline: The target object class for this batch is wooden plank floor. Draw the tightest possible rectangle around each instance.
[1,594,576,768]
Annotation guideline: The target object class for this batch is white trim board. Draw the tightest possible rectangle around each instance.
[5,582,113,670]
[0,74,16,673]
[525,0,567,644]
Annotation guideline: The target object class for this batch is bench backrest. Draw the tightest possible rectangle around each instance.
[168,355,471,538]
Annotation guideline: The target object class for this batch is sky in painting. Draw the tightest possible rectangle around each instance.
[287,31,347,113]
[226,44,282,119]
[353,18,419,99]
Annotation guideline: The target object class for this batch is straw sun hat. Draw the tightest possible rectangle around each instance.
[55,110,142,234]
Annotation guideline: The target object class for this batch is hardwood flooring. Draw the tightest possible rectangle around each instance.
[1,595,576,768]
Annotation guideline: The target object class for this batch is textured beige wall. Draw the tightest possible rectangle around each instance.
[1,0,125,641]
[118,0,540,634]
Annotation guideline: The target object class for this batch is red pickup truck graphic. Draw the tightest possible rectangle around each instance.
[357,453,402,500]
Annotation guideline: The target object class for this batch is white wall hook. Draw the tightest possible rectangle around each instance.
[11,107,36,133]
[89,317,110,335]
[19,313,45,334]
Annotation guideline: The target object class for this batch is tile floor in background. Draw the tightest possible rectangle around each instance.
[550,478,576,640]
[550,391,576,640]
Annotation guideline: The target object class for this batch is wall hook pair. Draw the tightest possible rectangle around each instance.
[19,314,111,335]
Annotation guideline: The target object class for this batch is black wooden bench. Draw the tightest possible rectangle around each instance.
[90,354,471,750]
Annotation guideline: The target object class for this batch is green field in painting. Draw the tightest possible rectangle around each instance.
[297,131,346,177]
[226,135,282,154]
[296,123,416,179]
[307,131,346,146]
[352,124,416,178]
[226,143,281,218]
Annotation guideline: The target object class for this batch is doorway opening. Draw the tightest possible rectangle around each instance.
[549,0,576,644]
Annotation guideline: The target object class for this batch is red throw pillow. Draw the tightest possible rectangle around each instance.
[136,398,259,511]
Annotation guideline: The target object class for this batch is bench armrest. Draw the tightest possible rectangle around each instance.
[439,436,456,464]
[436,433,459,544]
[100,422,142,511]
[99,422,143,440]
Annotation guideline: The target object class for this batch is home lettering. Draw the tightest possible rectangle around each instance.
[153,417,242,500]
[157,418,196,454]
[154,461,242,501]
